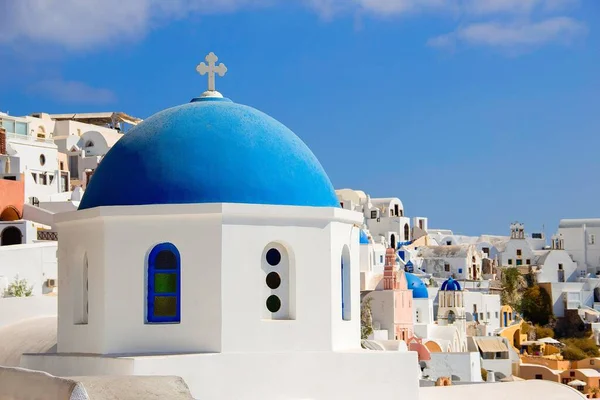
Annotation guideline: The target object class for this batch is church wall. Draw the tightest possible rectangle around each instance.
[57,217,106,354]
[99,211,223,354]
[219,210,361,352]
[329,220,361,351]
[368,291,396,340]
[498,239,534,268]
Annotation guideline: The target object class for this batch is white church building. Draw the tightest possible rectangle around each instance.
[19,53,420,400]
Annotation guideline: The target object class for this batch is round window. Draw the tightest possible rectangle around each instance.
[266,272,281,289]
[39,154,46,166]
[266,248,281,266]
[266,295,281,313]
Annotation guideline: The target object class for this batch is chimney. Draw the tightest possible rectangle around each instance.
[0,127,6,155]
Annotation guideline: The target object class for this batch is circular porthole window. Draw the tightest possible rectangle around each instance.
[39,154,46,166]
[266,295,281,313]
[266,248,281,266]
[266,272,281,289]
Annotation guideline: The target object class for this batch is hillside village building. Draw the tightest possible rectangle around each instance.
[559,219,600,275]
[0,110,140,299]
[416,244,483,281]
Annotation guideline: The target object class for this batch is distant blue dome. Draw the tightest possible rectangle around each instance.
[79,97,339,210]
[441,278,462,291]
[405,273,428,299]
[359,230,370,245]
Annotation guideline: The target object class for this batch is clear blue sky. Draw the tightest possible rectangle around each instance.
[0,1,598,236]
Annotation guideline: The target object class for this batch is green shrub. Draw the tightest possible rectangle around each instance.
[481,368,488,381]
[4,276,33,297]
[562,345,587,361]
[361,297,373,340]
[535,325,555,339]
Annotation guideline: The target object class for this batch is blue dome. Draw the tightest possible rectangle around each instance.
[441,278,462,291]
[359,230,370,245]
[79,97,339,210]
[405,273,429,299]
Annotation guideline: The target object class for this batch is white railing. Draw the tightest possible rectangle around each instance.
[5,132,54,144]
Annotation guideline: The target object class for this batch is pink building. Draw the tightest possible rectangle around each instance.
[367,248,414,341]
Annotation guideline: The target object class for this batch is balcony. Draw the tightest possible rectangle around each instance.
[6,132,54,144]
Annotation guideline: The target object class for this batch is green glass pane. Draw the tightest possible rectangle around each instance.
[154,296,177,317]
[154,273,177,293]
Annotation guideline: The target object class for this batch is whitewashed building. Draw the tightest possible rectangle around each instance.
[0,113,71,203]
[559,219,600,275]
[20,54,421,400]
[463,291,502,336]
[416,244,483,280]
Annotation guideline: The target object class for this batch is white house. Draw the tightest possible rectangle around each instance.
[559,219,600,275]
[20,55,420,400]
[463,291,502,336]
[48,112,141,188]
[337,190,414,248]
[0,113,71,203]
[416,244,483,280]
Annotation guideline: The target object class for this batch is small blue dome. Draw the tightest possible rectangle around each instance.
[359,230,370,245]
[405,273,429,299]
[441,278,462,291]
[79,97,339,210]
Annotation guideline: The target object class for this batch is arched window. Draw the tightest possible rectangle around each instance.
[262,243,295,320]
[390,234,396,249]
[147,243,181,324]
[447,310,456,324]
[1,226,22,246]
[404,224,410,241]
[341,245,351,321]
[75,253,89,324]
[85,140,94,148]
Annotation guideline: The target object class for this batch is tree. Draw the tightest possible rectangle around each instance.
[562,338,599,361]
[562,345,587,361]
[535,325,555,339]
[501,267,526,308]
[4,275,33,297]
[361,296,374,340]
[520,285,553,326]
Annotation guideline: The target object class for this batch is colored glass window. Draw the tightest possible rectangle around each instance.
[147,243,180,323]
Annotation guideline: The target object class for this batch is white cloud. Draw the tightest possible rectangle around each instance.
[0,0,269,49]
[30,79,117,104]
[428,17,587,50]
[0,0,585,51]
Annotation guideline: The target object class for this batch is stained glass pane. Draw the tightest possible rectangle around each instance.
[154,296,177,317]
[155,250,177,269]
[154,273,177,293]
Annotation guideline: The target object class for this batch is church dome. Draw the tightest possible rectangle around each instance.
[359,230,370,245]
[405,273,429,299]
[79,97,339,210]
[441,278,462,291]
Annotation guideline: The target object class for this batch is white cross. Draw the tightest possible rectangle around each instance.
[196,52,227,92]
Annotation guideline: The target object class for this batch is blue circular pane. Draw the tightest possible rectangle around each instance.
[266,249,281,266]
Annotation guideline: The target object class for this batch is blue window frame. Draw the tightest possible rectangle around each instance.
[147,243,181,324]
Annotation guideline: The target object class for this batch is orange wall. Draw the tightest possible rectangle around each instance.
[0,176,24,218]
[519,364,561,382]
[521,356,571,371]
[574,358,600,370]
